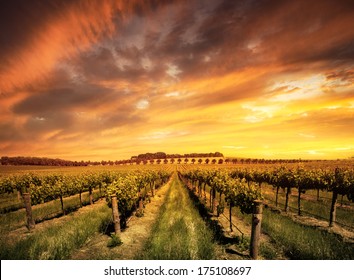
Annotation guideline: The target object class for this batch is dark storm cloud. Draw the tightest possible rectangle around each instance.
[45,0,354,87]
[237,0,354,66]
[166,0,354,74]
[77,46,165,82]
[23,112,74,134]
[0,122,23,141]
[0,0,70,60]
[12,85,117,115]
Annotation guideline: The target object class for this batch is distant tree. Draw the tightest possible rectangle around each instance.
[225,158,230,164]
[212,159,217,164]
[198,158,203,164]
[163,159,168,164]
[143,160,148,165]
[184,158,189,164]
[150,159,155,164]
[177,158,182,164]
[191,158,196,164]
[214,152,223,157]
[205,158,210,164]
[232,159,238,164]
[156,159,161,164]
[170,158,175,164]
[218,159,224,164]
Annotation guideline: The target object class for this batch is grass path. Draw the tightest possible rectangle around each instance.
[138,173,215,259]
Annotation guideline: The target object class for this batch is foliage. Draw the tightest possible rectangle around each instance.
[182,168,263,214]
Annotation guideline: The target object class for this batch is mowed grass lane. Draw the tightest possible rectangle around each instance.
[138,173,215,259]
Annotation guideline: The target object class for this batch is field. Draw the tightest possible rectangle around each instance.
[0,161,354,260]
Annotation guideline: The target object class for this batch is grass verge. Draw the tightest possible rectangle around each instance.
[0,204,111,259]
[0,190,101,233]
[262,208,354,259]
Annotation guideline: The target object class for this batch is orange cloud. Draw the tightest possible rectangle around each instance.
[1,0,354,160]
[0,0,176,94]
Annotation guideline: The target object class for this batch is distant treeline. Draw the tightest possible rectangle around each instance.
[133,152,224,160]
[0,153,224,166]
[0,156,144,166]
[1,154,314,167]
[0,156,89,166]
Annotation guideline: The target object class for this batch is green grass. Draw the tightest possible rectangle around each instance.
[0,203,111,259]
[0,190,101,234]
[0,192,23,213]
[231,201,354,259]
[262,185,354,227]
[261,208,354,259]
[138,174,215,260]
[191,181,282,259]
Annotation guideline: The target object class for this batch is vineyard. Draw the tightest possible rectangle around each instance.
[0,162,354,260]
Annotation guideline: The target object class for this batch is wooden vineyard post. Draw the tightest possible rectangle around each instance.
[284,186,290,212]
[89,187,94,205]
[275,186,280,207]
[111,195,121,234]
[138,190,144,212]
[297,187,302,216]
[79,192,83,208]
[151,182,155,197]
[250,200,263,259]
[229,204,233,232]
[212,189,217,216]
[329,191,338,227]
[23,193,35,230]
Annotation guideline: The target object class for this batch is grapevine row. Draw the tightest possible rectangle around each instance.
[0,170,171,228]
[179,166,354,227]
[178,168,262,233]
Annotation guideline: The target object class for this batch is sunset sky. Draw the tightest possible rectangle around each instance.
[1,0,354,161]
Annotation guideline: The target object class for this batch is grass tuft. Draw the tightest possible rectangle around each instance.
[107,233,123,248]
